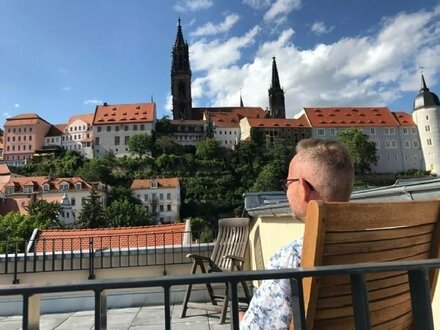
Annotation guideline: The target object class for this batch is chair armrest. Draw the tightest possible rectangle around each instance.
[186,253,212,262]
[223,255,245,263]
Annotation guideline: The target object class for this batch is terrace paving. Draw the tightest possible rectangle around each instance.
[0,304,231,330]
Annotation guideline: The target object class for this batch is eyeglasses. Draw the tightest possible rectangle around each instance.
[281,178,300,192]
[281,178,315,192]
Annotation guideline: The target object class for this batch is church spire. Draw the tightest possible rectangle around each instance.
[171,18,192,120]
[268,56,286,119]
[421,73,428,92]
[240,90,244,107]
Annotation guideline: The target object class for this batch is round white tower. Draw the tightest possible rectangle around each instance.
[412,74,440,175]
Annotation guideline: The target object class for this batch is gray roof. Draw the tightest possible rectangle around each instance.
[413,75,440,111]
[244,176,440,218]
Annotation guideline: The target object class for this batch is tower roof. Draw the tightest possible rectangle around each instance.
[271,57,281,89]
[174,18,186,48]
[413,74,440,111]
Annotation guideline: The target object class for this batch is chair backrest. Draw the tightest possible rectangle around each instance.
[301,200,440,330]
[210,217,250,271]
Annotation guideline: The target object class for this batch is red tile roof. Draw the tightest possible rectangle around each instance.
[392,111,415,126]
[0,164,11,176]
[46,124,66,137]
[4,113,51,127]
[1,176,94,194]
[66,113,94,127]
[245,116,311,128]
[131,178,180,190]
[93,103,155,125]
[33,223,187,252]
[303,107,400,127]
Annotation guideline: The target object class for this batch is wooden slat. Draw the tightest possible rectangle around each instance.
[371,310,412,330]
[317,282,409,308]
[319,273,408,297]
[323,201,440,231]
[324,232,432,255]
[323,243,431,264]
[315,291,410,319]
[326,223,434,243]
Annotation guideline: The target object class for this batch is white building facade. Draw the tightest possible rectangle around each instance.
[131,178,181,224]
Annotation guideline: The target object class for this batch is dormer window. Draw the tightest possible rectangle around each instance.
[43,183,50,191]
[23,186,34,194]
[5,187,14,195]
[75,182,82,190]
[59,182,69,191]
[150,180,158,189]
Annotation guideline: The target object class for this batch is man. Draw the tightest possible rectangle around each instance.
[240,138,354,329]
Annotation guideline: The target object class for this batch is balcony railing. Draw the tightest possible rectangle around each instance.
[0,231,214,284]
[0,259,438,330]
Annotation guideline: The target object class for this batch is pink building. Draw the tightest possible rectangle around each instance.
[3,113,52,164]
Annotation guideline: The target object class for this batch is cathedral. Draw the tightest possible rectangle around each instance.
[170,19,286,120]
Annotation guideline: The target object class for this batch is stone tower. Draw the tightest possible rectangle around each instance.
[268,57,286,119]
[412,74,440,174]
[171,18,192,120]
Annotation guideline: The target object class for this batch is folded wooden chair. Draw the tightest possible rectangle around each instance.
[180,217,251,324]
[296,199,440,329]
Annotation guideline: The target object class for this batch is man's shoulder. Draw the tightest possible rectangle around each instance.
[268,238,303,269]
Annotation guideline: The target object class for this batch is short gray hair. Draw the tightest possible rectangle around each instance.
[296,138,354,201]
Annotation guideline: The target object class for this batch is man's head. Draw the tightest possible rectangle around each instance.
[285,138,354,220]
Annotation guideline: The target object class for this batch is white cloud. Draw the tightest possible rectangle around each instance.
[242,0,272,10]
[14,103,20,108]
[174,0,213,12]
[190,26,260,72]
[311,21,333,35]
[189,6,440,117]
[3,112,10,118]
[62,87,71,92]
[84,99,103,105]
[264,0,301,24]
[191,14,240,37]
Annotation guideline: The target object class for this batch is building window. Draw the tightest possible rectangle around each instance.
[71,198,76,206]
[115,126,120,132]
[23,186,33,194]
[370,128,376,135]
[159,193,163,200]
[151,181,158,189]
[167,193,171,200]
[426,115,429,120]
[144,194,148,201]
[425,125,431,132]
[75,182,82,190]
[385,140,391,148]
[124,136,130,145]
[124,125,129,131]
[115,136,120,145]
[97,127,102,132]
[159,205,164,212]
[317,129,325,136]
[140,124,145,130]
[167,205,171,211]
[43,183,50,191]
[133,124,138,131]
[412,128,417,135]
[391,140,397,148]
[329,128,335,136]
[404,141,410,148]
[413,141,419,148]
[107,126,111,132]
[59,183,69,191]
[95,137,100,145]
[427,138,433,146]
[373,140,380,149]
[402,128,408,135]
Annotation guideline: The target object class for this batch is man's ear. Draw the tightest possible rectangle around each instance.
[300,178,313,203]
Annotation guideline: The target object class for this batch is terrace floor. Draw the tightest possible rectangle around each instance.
[0,304,231,330]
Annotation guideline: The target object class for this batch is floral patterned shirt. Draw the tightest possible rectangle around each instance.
[240,238,303,330]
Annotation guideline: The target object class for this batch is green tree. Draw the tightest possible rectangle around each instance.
[337,128,377,173]
[128,133,155,158]
[78,158,113,184]
[190,217,214,242]
[104,199,149,227]
[251,161,286,192]
[155,136,183,156]
[195,138,221,160]
[78,189,106,228]
[155,154,178,171]
[0,213,36,253]
[26,199,62,228]
[205,113,215,138]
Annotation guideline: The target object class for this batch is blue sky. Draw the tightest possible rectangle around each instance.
[1,0,439,125]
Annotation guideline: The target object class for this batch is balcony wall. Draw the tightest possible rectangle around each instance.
[0,244,216,316]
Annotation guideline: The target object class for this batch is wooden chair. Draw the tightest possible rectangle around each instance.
[295,199,440,329]
[180,217,252,324]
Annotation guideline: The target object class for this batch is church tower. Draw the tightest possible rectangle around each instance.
[171,18,192,120]
[268,57,286,119]
[412,74,440,174]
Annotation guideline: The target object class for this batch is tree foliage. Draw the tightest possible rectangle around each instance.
[104,199,149,227]
[78,189,106,228]
[337,128,377,173]
[195,138,221,160]
[128,133,155,158]
[26,199,62,228]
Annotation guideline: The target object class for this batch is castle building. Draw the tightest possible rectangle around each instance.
[412,74,440,174]
[268,57,286,119]
[92,102,156,158]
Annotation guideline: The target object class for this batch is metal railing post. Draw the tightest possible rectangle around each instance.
[23,293,40,330]
[89,238,96,280]
[94,289,107,330]
[13,242,19,284]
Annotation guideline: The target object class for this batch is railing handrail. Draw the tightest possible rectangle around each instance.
[1,258,439,295]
